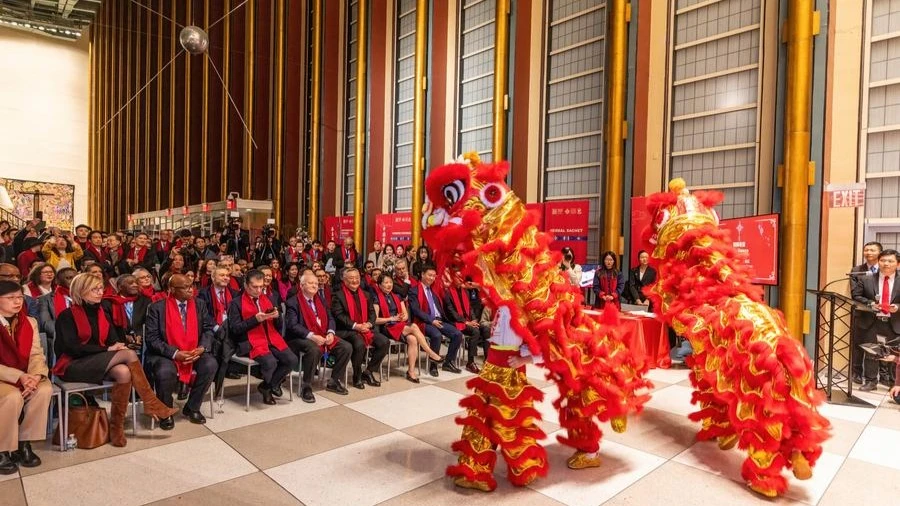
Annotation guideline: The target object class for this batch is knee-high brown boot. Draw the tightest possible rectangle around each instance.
[109,382,131,447]
[126,362,179,420]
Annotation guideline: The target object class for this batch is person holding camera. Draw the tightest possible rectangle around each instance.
[559,247,582,287]
[221,219,250,262]
[253,227,282,268]
[851,248,900,391]
[41,230,83,272]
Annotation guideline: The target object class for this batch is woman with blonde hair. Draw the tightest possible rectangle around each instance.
[53,274,177,447]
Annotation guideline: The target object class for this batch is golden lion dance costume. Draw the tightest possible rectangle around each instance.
[645,179,831,497]
[421,154,651,491]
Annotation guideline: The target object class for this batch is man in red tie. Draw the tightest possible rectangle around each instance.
[852,248,900,391]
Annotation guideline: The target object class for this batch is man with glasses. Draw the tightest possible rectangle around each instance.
[144,274,217,428]
[0,264,38,318]
[228,270,297,405]
[314,269,332,306]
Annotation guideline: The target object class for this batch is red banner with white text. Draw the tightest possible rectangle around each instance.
[719,214,779,285]
[542,200,590,265]
[374,213,413,247]
[322,215,355,243]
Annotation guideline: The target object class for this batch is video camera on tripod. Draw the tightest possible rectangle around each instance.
[859,335,900,362]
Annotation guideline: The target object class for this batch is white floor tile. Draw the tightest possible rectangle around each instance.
[817,401,876,425]
[21,435,256,506]
[644,367,691,386]
[265,431,451,506]
[849,425,900,471]
[783,452,846,505]
[527,431,666,506]
[203,391,338,433]
[644,384,696,417]
[346,385,464,429]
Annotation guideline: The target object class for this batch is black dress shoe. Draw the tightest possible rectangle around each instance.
[271,381,284,398]
[159,416,176,430]
[326,381,349,395]
[352,379,366,390]
[301,385,316,403]
[429,363,439,378]
[466,362,480,374]
[852,374,863,385]
[258,383,277,405]
[430,355,445,364]
[177,382,189,401]
[859,381,877,392]
[225,371,243,380]
[362,370,381,387]
[405,372,420,384]
[182,407,207,424]
[442,362,462,374]
[11,441,40,468]
[0,452,17,475]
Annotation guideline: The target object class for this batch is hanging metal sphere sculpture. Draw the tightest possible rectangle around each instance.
[179,26,209,55]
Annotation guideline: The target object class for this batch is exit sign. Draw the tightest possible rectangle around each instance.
[824,182,866,208]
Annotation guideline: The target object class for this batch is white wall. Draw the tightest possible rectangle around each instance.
[0,26,89,226]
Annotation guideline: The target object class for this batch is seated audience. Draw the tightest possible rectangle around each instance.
[0,281,51,474]
[53,274,177,447]
[132,267,163,301]
[626,250,657,308]
[0,264,39,318]
[593,250,625,309]
[227,270,298,405]
[16,238,42,277]
[24,262,54,298]
[259,266,283,308]
[373,274,443,383]
[341,237,361,270]
[444,278,486,373]
[368,240,385,269]
[102,275,152,350]
[331,267,389,389]
[279,262,301,300]
[391,258,417,300]
[409,266,463,377]
[120,232,156,275]
[144,274,217,428]
[315,269,332,306]
[38,267,77,343]
[42,234,83,272]
[284,271,352,401]
[198,267,239,331]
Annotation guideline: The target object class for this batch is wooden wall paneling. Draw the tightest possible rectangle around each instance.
[320,0,341,220]
[173,0,186,208]
[114,0,124,230]
[206,0,224,203]
[188,0,204,207]
[282,0,305,232]
[227,5,246,195]
[252,0,272,202]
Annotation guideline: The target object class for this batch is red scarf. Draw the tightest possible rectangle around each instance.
[297,292,340,352]
[416,284,441,322]
[342,284,372,345]
[24,282,43,299]
[305,249,321,263]
[240,292,287,358]
[139,285,157,299]
[320,285,332,307]
[107,246,124,262]
[102,294,138,328]
[53,304,110,376]
[199,273,211,288]
[129,245,148,263]
[53,286,71,317]
[157,240,171,254]
[229,276,241,291]
[165,297,199,383]
[375,289,405,340]
[597,271,620,308]
[85,243,107,263]
[209,286,232,324]
[448,286,472,331]
[342,247,357,264]
[0,309,33,375]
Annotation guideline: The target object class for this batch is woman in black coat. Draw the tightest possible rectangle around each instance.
[626,250,657,309]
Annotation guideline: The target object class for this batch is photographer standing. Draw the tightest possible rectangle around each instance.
[253,226,282,268]
[220,218,250,261]
[559,247,582,287]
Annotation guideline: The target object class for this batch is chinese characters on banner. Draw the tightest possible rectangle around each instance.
[374,213,413,246]
[322,215,355,243]
[719,214,779,285]
[541,200,590,265]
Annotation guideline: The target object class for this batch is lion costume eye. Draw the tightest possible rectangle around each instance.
[442,180,466,207]
[479,183,507,208]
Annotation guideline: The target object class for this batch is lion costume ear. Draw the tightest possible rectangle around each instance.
[474,160,510,182]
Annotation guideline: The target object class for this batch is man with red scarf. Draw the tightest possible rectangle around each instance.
[227,269,298,405]
[155,229,174,264]
[37,267,77,344]
[144,274,217,428]
[341,237,361,270]
[16,238,42,277]
[315,269,333,306]
[331,267,389,389]
[119,232,156,275]
[391,258,418,300]
[304,240,324,266]
[0,281,51,474]
[82,231,110,272]
[102,275,152,350]
[73,224,91,251]
[444,279,486,374]
[198,267,240,331]
[409,266,463,378]
[285,271,352,401]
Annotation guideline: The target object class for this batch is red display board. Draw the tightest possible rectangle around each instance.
[322,215,355,243]
[630,196,654,266]
[374,213,413,247]
[542,200,590,265]
[719,213,779,285]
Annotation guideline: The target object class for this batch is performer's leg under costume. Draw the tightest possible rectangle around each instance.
[447,348,548,490]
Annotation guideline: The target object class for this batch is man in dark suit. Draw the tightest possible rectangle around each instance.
[444,281,484,374]
[259,266,283,308]
[198,266,241,330]
[102,274,153,348]
[144,274,217,428]
[285,271,352,401]
[409,266,463,378]
[331,267,389,389]
[322,240,344,281]
[851,248,900,391]
[850,241,883,384]
[118,232,157,275]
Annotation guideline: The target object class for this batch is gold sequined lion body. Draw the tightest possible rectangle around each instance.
[645,179,831,497]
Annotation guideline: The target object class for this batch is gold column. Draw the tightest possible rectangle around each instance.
[492,0,510,160]
[779,0,818,338]
[169,0,176,208]
[353,0,368,248]
[201,0,210,202]
[273,0,286,226]
[243,0,256,198]
[410,0,428,247]
[88,33,95,225]
[144,2,152,211]
[184,0,193,206]
[102,5,110,229]
[156,0,164,210]
[221,0,231,195]
[308,0,323,239]
[602,0,630,255]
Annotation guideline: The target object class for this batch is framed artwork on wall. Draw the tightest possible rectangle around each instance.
[0,177,75,231]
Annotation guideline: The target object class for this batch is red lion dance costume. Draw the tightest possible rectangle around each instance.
[421,154,651,491]
[645,179,831,497]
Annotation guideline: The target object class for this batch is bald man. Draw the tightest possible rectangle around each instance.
[143,274,216,428]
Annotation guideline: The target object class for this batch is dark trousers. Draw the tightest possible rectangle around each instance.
[860,320,896,382]
[146,354,218,411]
[254,345,299,387]
[287,337,352,386]
[336,330,389,379]
[423,321,462,364]
[461,325,485,363]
